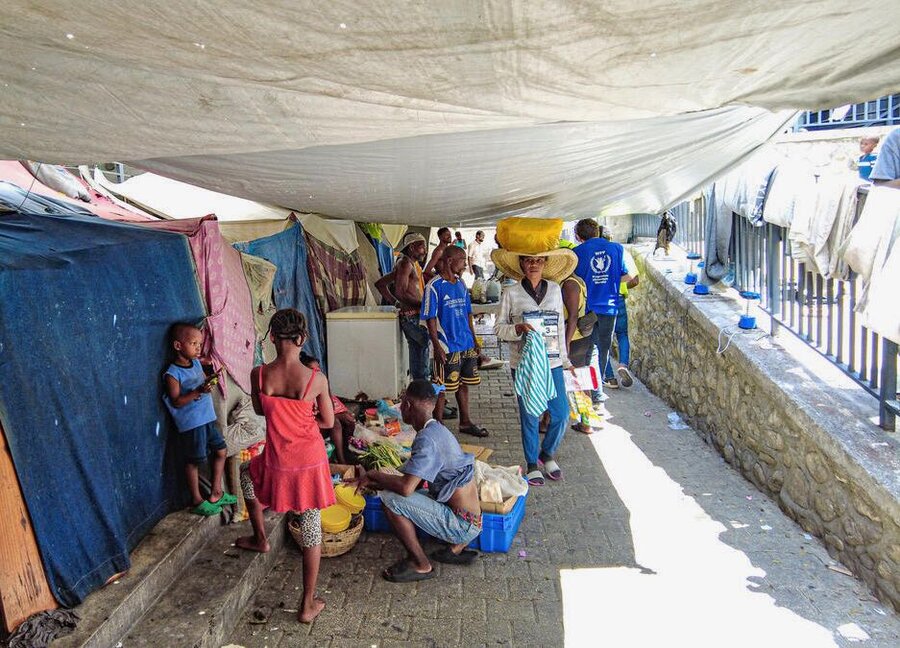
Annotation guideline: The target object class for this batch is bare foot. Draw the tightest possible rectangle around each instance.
[235,535,270,553]
[298,597,326,623]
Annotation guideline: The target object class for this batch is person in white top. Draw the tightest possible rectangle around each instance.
[467,231,489,279]
[492,235,576,487]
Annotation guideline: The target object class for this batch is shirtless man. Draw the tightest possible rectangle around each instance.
[423,227,453,280]
[380,233,430,381]
[353,380,482,582]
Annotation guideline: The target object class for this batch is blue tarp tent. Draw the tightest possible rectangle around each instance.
[0,209,205,606]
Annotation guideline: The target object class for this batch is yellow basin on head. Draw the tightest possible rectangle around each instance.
[334,484,366,514]
[321,504,351,534]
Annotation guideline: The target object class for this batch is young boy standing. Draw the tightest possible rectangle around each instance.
[163,323,236,516]
[421,245,488,437]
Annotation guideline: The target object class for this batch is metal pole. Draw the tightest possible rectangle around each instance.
[880,339,898,432]
[767,224,781,324]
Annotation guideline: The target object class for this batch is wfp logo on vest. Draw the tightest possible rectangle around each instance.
[590,252,611,277]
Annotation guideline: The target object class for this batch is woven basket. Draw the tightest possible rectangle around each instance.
[289,513,363,557]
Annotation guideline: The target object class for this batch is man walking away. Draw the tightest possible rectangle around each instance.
[603,246,639,389]
[573,219,634,406]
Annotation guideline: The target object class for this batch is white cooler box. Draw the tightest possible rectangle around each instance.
[326,306,408,399]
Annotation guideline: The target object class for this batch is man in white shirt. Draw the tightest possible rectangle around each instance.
[467,231,489,279]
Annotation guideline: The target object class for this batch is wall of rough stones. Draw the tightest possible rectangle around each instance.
[625,246,900,611]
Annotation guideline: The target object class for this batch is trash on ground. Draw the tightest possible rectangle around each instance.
[643,410,652,417]
[836,622,870,641]
[828,563,854,577]
[760,524,772,530]
[729,521,748,529]
[667,412,689,429]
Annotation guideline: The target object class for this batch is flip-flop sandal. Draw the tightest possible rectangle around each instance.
[443,404,458,419]
[210,492,237,506]
[459,425,489,438]
[191,500,222,516]
[431,547,479,565]
[540,459,563,481]
[572,422,594,435]
[526,470,545,486]
[382,560,435,583]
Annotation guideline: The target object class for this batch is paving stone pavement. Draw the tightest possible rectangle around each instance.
[227,362,900,647]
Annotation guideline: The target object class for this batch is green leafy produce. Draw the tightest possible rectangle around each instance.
[359,441,403,471]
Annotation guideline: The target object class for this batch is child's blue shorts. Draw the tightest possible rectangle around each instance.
[182,421,226,464]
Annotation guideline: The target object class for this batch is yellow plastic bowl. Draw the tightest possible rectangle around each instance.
[321,504,351,534]
[334,484,366,514]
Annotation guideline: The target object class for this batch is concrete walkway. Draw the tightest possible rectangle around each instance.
[227,367,900,647]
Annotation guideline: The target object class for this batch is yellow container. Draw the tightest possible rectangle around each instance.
[496,217,563,254]
[321,504,351,534]
[334,484,366,514]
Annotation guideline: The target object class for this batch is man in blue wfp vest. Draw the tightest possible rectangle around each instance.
[573,219,634,405]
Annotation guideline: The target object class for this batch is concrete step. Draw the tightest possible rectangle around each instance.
[120,511,286,648]
[56,511,220,648]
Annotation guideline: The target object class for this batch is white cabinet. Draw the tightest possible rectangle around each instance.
[326,306,407,400]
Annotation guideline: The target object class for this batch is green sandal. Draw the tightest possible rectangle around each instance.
[210,492,237,506]
[191,500,222,516]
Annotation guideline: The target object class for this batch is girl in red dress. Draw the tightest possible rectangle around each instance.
[236,309,335,624]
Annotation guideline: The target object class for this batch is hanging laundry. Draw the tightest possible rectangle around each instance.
[841,186,900,317]
[304,231,368,313]
[240,252,277,363]
[234,222,327,371]
[788,177,858,277]
[139,216,256,394]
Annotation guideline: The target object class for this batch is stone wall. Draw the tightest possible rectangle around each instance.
[626,245,900,611]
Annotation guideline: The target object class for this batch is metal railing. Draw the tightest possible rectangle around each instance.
[632,190,898,431]
[794,94,900,131]
[729,192,897,431]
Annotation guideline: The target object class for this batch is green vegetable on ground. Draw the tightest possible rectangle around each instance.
[359,441,403,471]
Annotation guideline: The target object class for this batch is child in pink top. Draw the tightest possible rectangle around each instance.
[236,309,334,624]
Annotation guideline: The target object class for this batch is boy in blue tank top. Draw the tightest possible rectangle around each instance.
[163,323,236,516]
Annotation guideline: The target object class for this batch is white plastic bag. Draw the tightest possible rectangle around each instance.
[474,461,528,499]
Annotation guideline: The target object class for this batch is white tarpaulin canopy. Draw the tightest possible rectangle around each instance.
[138,107,794,224]
[2,1,898,224]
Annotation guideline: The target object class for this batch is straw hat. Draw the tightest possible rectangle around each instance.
[490,245,578,283]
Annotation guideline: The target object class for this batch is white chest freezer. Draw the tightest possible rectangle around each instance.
[326,306,408,400]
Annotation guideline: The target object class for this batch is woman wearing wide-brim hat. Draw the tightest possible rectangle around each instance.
[492,238,577,486]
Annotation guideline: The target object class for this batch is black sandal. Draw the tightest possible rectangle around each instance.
[458,424,489,438]
[431,547,478,565]
[382,560,435,583]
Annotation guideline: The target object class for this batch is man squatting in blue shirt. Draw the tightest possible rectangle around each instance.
[352,380,482,582]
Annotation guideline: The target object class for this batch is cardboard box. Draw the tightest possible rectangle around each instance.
[460,443,493,463]
[479,494,517,514]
